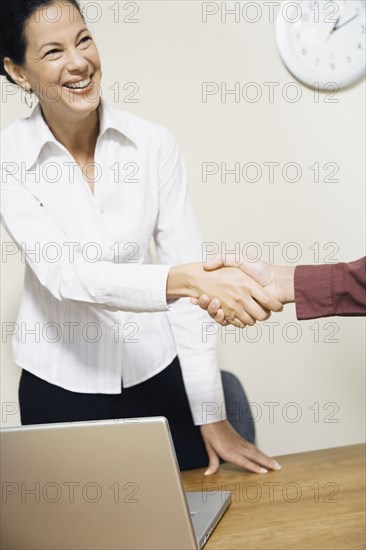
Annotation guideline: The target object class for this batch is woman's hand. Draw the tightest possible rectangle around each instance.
[200,420,281,475]
[168,263,283,328]
[190,257,293,326]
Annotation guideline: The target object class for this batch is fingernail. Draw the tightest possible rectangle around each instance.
[273,461,282,470]
[203,470,210,476]
[259,468,268,474]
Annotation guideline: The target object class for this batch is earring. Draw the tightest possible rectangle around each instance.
[24,88,34,109]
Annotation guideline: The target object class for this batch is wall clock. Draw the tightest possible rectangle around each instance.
[276,0,366,89]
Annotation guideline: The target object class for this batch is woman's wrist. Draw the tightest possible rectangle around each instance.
[166,263,203,300]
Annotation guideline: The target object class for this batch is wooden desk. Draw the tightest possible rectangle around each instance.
[182,444,365,549]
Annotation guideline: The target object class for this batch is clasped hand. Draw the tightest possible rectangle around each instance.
[190,256,286,328]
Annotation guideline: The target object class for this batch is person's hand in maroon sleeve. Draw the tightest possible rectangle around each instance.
[190,256,366,323]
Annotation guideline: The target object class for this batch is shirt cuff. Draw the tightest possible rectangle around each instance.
[178,352,227,425]
[97,263,173,312]
[294,264,334,320]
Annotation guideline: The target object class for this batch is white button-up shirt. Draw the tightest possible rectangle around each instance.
[1,97,226,425]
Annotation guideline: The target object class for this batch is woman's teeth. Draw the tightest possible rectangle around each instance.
[64,78,91,89]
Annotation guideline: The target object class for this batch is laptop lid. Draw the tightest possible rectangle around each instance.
[0,417,198,549]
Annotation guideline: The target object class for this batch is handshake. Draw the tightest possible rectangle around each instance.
[189,256,295,328]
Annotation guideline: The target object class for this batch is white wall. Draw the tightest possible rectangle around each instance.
[1,1,365,457]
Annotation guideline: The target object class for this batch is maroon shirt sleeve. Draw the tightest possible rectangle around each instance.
[294,257,366,320]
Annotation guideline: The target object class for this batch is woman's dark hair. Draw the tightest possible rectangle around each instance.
[0,0,84,85]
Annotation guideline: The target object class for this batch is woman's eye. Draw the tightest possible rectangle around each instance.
[44,36,92,57]
[45,49,60,56]
[80,36,92,45]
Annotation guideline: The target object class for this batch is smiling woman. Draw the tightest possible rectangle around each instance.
[0,0,282,476]
[1,0,101,190]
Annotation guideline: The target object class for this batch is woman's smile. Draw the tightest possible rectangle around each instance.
[63,76,92,89]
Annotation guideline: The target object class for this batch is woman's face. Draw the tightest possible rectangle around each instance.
[21,0,101,118]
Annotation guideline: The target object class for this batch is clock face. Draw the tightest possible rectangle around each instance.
[276,0,366,89]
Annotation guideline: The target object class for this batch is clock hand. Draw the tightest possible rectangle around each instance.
[331,15,341,33]
[326,15,341,41]
[333,13,359,31]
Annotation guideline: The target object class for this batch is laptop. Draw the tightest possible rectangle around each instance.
[0,417,231,549]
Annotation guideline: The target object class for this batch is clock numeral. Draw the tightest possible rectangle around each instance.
[315,58,320,67]
[302,48,307,56]
[330,62,335,70]
[346,56,352,64]
[357,42,363,49]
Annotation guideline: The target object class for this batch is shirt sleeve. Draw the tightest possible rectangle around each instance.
[0,166,171,313]
[294,257,366,320]
[154,127,226,426]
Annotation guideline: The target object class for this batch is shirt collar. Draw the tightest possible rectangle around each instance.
[98,97,138,146]
[23,97,138,170]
